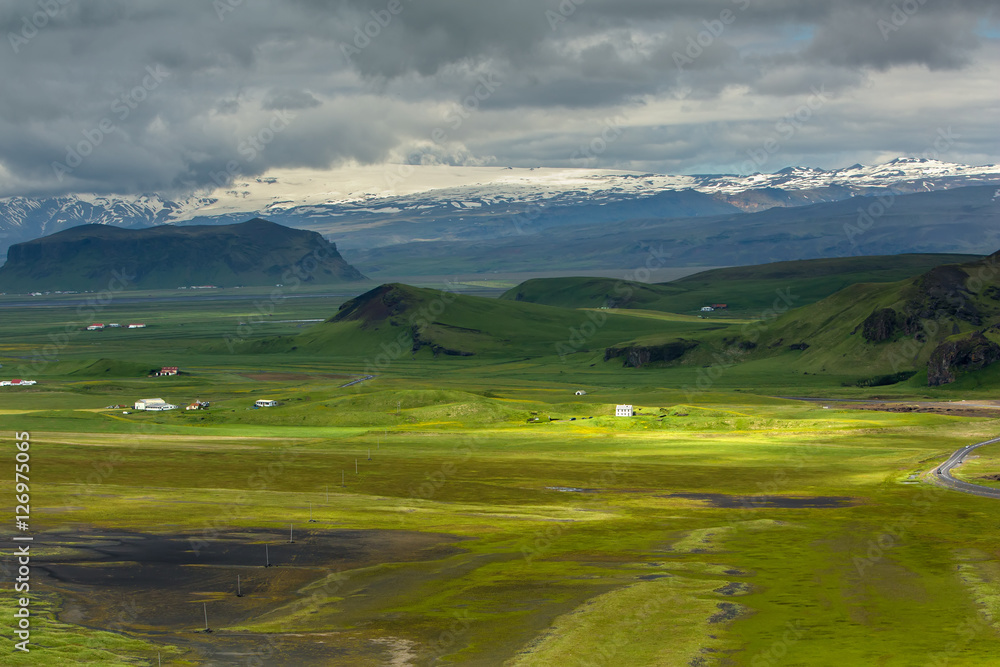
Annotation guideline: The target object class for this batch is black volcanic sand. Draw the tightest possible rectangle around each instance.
[33,528,463,665]
[659,492,856,508]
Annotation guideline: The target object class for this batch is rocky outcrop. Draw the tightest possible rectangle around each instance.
[604,340,698,368]
[411,327,475,357]
[861,308,899,343]
[927,332,1000,386]
[905,265,981,325]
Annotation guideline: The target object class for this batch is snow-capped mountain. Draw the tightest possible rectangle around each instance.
[1,159,998,260]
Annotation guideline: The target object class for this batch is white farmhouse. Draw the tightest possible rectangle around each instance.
[135,398,177,411]
[255,399,279,408]
[616,404,634,417]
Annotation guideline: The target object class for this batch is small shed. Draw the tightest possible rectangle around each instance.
[575,390,587,396]
[255,400,279,408]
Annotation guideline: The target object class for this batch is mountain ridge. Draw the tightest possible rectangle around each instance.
[2,159,998,264]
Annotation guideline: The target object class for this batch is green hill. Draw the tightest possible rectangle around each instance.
[0,218,366,291]
[251,283,725,366]
[607,252,1000,387]
[501,253,980,315]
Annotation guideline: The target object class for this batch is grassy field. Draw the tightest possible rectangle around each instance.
[1,285,1000,665]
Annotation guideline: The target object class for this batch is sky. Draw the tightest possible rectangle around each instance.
[0,0,997,198]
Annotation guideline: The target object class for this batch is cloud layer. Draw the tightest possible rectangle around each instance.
[0,0,997,196]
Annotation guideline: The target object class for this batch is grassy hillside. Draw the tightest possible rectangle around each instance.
[254,283,727,363]
[501,253,979,315]
[0,218,366,291]
[621,252,1000,387]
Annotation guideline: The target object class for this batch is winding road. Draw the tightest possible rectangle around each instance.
[931,436,1000,499]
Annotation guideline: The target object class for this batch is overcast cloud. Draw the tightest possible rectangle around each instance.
[0,0,997,197]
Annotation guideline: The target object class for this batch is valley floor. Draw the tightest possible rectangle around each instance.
[2,284,1000,665]
[3,383,1000,666]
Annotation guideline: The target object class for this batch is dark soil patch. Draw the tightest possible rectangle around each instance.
[34,528,462,665]
[660,493,855,509]
[708,602,742,624]
[714,582,751,596]
[980,474,1000,481]
[854,404,1000,418]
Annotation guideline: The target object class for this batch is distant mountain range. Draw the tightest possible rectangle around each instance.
[1,159,998,274]
[0,219,365,292]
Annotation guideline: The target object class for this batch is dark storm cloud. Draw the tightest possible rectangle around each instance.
[0,0,996,196]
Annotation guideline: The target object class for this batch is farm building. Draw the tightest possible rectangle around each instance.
[711,304,728,310]
[127,323,146,329]
[186,400,210,410]
[1,379,37,387]
[159,367,179,376]
[134,398,177,411]
[575,390,587,396]
[616,405,634,417]
[700,306,714,312]
[255,400,279,408]
[86,324,105,330]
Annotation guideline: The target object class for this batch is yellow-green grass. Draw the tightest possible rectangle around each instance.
[4,392,1000,665]
[0,590,184,666]
[3,289,1000,664]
